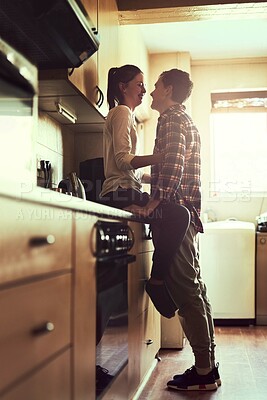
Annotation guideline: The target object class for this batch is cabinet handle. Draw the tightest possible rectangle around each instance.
[32,321,55,336]
[29,234,56,247]
[96,86,104,107]
[92,27,98,35]
[145,339,153,345]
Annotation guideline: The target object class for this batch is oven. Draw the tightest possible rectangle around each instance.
[94,220,135,397]
[0,37,38,184]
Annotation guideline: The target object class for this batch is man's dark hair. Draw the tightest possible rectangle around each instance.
[160,69,193,104]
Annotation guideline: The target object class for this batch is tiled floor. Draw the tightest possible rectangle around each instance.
[138,326,267,400]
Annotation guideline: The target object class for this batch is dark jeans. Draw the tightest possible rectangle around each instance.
[101,187,150,209]
[101,188,190,280]
[148,202,190,279]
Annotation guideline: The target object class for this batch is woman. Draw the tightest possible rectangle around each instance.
[100,65,190,318]
[100,64,163,209]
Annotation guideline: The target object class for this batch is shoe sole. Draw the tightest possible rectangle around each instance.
[167,382,218,391]
[173,375,222,387]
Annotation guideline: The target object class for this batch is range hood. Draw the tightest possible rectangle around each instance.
[0,0,100,69]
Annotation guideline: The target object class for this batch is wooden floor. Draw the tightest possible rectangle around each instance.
[138,326,267,400]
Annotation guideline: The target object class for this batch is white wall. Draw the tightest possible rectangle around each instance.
[37,112,75,187]
[118,25,150,121]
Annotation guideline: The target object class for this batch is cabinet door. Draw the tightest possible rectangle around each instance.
[69,0,98,105]
[73,213,98,400]
[128,289,160,397]
[0,198,72,285]
[81,0,98,29]
[128,252,151,320]
[70,0,118,117]
[0,274,71,392]
[140,303,161,380]
[128,222,160,396]
[1,351,71,400]
[68,55,98,106]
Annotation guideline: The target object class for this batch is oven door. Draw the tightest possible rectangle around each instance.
[94,221,135,398]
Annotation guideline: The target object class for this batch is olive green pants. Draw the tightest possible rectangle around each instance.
[165,224,216,369]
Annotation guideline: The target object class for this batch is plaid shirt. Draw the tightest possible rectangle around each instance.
[151,104,203,233]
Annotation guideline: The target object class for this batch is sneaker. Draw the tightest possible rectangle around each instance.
[167,366,217,391]
[173,362,221,387]
[96,365,113,395]
[145,280,177,319]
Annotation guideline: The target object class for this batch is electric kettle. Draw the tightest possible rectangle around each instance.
[58,172,86,200]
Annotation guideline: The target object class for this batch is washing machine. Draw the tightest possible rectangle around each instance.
[199,220,255,323]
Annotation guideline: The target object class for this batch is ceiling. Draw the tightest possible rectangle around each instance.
[116,1,267,60]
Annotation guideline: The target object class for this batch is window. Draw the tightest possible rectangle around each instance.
[210,90,267,196]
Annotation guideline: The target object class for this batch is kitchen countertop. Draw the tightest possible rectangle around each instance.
[0,180,142,222]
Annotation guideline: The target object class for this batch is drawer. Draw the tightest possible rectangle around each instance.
[0,198,72,285]
[0,274,71,392]
[1,350,71,400]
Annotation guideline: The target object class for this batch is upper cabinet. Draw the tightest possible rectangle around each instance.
[76,0,119,117]
[80,0,98,28]
[38,0,119,129]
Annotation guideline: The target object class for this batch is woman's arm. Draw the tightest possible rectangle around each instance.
[130,152,164,169]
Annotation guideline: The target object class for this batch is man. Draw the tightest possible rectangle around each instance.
[149,69,221,391]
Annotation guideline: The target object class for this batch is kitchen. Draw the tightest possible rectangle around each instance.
[1,0,267,399]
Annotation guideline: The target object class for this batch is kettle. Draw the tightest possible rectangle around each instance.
[58,172,86,200]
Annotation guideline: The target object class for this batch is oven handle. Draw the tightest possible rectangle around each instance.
[97,254,136,265]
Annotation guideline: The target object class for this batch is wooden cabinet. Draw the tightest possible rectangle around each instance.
[0,194,161,399]
[73,212,98,400]
[81,0,98,28]
[56,0,118,118]
[0,275,71,393]
[0,197,72,399]
[38,0,118,130]
[128,222,160,398]
[0,197,99,400]
[1,352,71,400]
[0,199,72,285]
